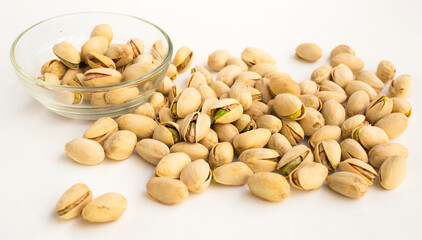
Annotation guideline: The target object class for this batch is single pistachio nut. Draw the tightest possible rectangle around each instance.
[280,119,305,146]
[295,43,322,62]
[168,85,182,105]
[135,138,170,165]
[217,65,243,87]
[208,49,231,71]
[55,183,92,220]
[299,94,322,111]
[298,107,325,136]
[170,142,209,160]
[338,158,377,185]
[38,73,60,85]
[238,148,280,173]
[180,159,212,193]
[86,52,116,69]
[330,64,353,88]
[81,36,109,62]
[210,81,231,98]
[313,140,341,172]
[197,83,217,101]
[157,77,172,95]
[254,78,272,103]
[346,90,370,117]
[340,114,369,139]
[232,128,271,154]
[365,94,393,124]
[379,155,407,190]
[267,72,301,97]
[123,61,159,81]
[105,87,139,105]
[83,117,118,145]
[308,125,341,150]
[149,91,168,112]
[235,71,262,87]
[268,133,292,157]
[241,47,276,66]
[256,114,282,133]
[310,65,332,83]
[187,71,207,88]
[134,102,155,119]
[244,100,270,120]
[250,63,277,76]
[55,91,84,105]
[105,43,134,68]
[103,130,137,161]
[330,53,364,73]
[321,99,346,127]
[229,81,253,110]
[199,129,219,151]
[180,111,211,143]
[227,57,249,71]
[146,177,188,205]
[330,44,355,59]
[352,126,389,150]
[90,24,113,43]
[200,97,219,116]
[150,40,166,60]
[191,65,212,84]
[392,97,412,117]
[53,41,81,69]
[154,152,191,178]
[376,60,396,83]
[65,139,105,165]
[276,145,313,177]
[90,92,107,106]
[273,93,306,120]
[326,172,369,199]
[345,81,378,100]
[208,142,234,168]
[133,52,153,65]
[388,74,413,99]
[127,38,144,57]
[166,64,178,80]
[61,69,81,86]
[116,114,157,139]
[41,59,67,79]
[152,122,181,147]
[300,80,320,95]
[315,91,347,104]
[320,80,347,96]
[375,113,408,139]
[208,98,243,123]
[355,70,384,93]
[290,162,328,190]
[173,46,193,73]
[212,162,253,186]
[368,143,409,168]
[247,172,290,201]
[170,87,202,118]
[83,68,122,87]
[234,114,257,133]
[213,123,239,143]
[340,138,368,162]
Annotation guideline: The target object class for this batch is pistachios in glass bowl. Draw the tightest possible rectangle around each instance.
[10,12,173,120]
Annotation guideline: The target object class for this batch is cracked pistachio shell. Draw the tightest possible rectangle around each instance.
[200,97,218,116]
[248,172,290,201]
[65,139,105,165]
[227,57,249,71]
[235,71,261,87]
[388,74,413,99]
[170,88,202,119]
[299,94,322,111]
[315,91,347,104]
[290,162,328,190]
[90,92,107,106]
[321,99,346,126]
[82,193,126,223]
[151,40,166,60]
[241,47,276,66]
[345,81,378,100]
[149,92,168,112]
[352,126,389,150]
[331,64,353,88]
[244,101,270,120]
[152,122,181,147]
[233,128,271,154]
[234,114,256,133]
[196,83,216,101]
[90,24,113,43]
[280,119,304,146]
[355,70,384,93]
[39,72,60,85]
[41,59,67,79]
[173,46,193,73]
[208,142,234,168]
[346,90,370,117]
[268,133,292,157]
[81,36,109,62]
[256,114,282,133]
[250,63,277,76]
[365,94,393,124]
[267,72,300,97]
[330,44,355,59]
[166,64,178,80]
[277,145,313,177]
[180,112,211,143]
[340,139,368,162]
[210,81,230,98]
[157,76,172,95]
[86,52,116,69]
[191,65,212,84]
[55,183,92,220]
[311,65,332,84]
[187,71,207,88]
[320,80,347,96]
[255,77,272,103]
[295,43,322,62]
[83,117,118,145]
[170,142,209,160]
[368,143,408,168]
[392,97,411,117]
[60,69,81,86]
[208,98,243,123]
[273,93,306,120]
[375,113,408,139]
[341,114,369,139]
[136,138,170,165]
[104,130,137,161]
[213,162,253,186]
[117,114,157,139]
[122,61,158,81]
[127,38,144,57]
[53,42,81,69]
[208,49,231,71]
[330,53,364,73]
[157,108,176,124]
[180,159,212,193]
[84,68,122,87]
[300,80,320,95]
[105,44,134,68]
[338,158,377,185]
[134,102,155,119]
[105,87,139,104]
[62,72,83,87]
[308,125,341,150]
[249,87,261,101]
[168,85,182,104]
[327,172,368,199]
[314,140,341,172]
[146,177,188,205]
[213,123,239,143]
[199,129,219,150]
[238,148,280,173]
[154,152,191,178]
[298,107,325,136]
[379,156,407,190]
[217,65,243,87]
[229,81,252,110]
[376,60,396,83]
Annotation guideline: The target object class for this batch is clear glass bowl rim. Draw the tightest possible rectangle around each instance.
[9,11,173,92]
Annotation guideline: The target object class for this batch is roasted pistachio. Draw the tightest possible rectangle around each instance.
[256,114,282,133]
[229,81,253,110]
[300,80,320,95]
[238,148,279,173]
[154,152,191,178]
[55,183,92,220]
[330,53,364,73]
[173,46,193,73]
[314,140,341,172]
[170,87,202,119]
[392,97,412,117]
[341,114,369,139]
[151,40,165,60]
[298,107,325,136]
[376,60,396,83]
[166,64,178,80]
[146,177,188,205]
[208,98,243,123]
[65,139,105,165]
[299,94,322,111]
[338,158,377,185]
[273,93,306,120]
[83,68,122,87]
[134,102,156,119]
[346,90,370,117]
[247,172,290,202]
[105,87,139,104]
[315,91,347,104]
[241,47,276,66]
[38,73,60,85]
[180,159,212,193]
[53,41,81,69]
[330,44,355,59]
[267,71,301,97]
[83,117,118,145]
[152,122,181,147]
[388,74,413,99]
[295,43,322,62]
[208,142,234,168]
[180,111,211,143]
[127,38,144,57]
[191,65,212,84]
[326,172,369,199]
[310,65,332,83]
[199,129,219,150]
[213,123,239,143]
[81,36,109,62]
[170,142,209,160]
[250,63,277,76]
[41,59,67,79]
[105,43,134,68]
[226,57,249,71]
[379,156,407,190]
[345,81,378,100]
[234,114,257,133]
[90,24,113,43]
[212,162,253,186]
[365,94,393,124]
[280,119,305,146]
[290,162,328,190]
[104,130,137,161]
[331,64,353,88]
[81,193,126,223]
[352,126,389,150]
[232,128,271,154]
[86,52,116,69]
[340,138,368,162]
[276,145,313,177]
[244,100,270,120]
[208,49,231,71]
[308,125,341,150]
[255,78,272,103]
[217,65,243,87]
[157,76,172,95]
[355,70,384,93]
[61,69,81,86]
[321,99,346,127]
[375,113,408,139]
[235,71,262,87]
[210,81,230,98]
[136,138,170,165]
[116,114,157,139]
[368,143,409,168]
[268,133,292,157]
[320,80,347,96]
[187,71,207,89]
[90,92,107,106]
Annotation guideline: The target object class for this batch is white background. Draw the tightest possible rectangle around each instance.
[1,0,421,239]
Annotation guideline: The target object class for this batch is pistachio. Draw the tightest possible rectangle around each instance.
[208,142,234,168]
[254,78,272,103]
[299,94,322,111]
[235,71,262,87]
[345,81,378,100]
[340,138,368,162]
[208,98,243,123]
[210,81,231,98]
[321,99,346,127]
[267,71,301,97]
[330,53,364,73]
[105,87,139,104]
[217,65,243,87]
[200,97,219,115]
[250,63,277,76]
[212,162,253,186]
[352,126,389,150]
[234,114,257,133]
[90,24,113,43]
[388,74,413,99]
[167,64,178,80]
[338,159,377,185]
[191,65,212,84]
[187,71,207,89]
[355,70,384,93]
[379,156,407,190]
[180,159,212,193]
[208,49,231,71]
[315,91,347,104]
[55,91,84,105]
[90,92,107,106]
[330,44,356,59]
[276,145,313,177]
[83,68,122,87]
[295,43,322,62]
[298,107,325,136]
[299,80,320,95]
[123,61,159,81]
[392,97,412,117]
[346,90,370,117]
[149,92,168,112]
[375,113,408,139]
[105,43,134,68]
[267,133,292,156]
[310,65,332,83]
[273,93,306,120]
[197,84,217,101]
[238,148,279,173]
[241,47,276,66]
[157,76,172,95]
[226,57,249,71]
[229,81,252,110]
[173,46,193,73]
[55,183,92,220]
[154,152,191,178]
[146,177,188,205]
[86,52,116,69]
[83,117,118,145]
[103,130,137,161]
[314,140,341,172]
[151,40,166,60]
[134,102,156,119]
[320,80,347,96]
[135,138,170,165]
[376,60,396,83]
[116,114,157,139]
[133,52,153,65]
[244,100,270,120]
[326,172,369,199]
[232,128,271,154]
[180,111,211,143]
[53,41,81,69]
[168,85,182,104]
[81,193,126,223]
[170,142,209,160]
[365,94,393,124]
[64,139,105,165]
[247,172,290,202]
[38,73,60,85]
[368,143,409,168]
[256,114,282,133]
[212,123,239,143]
[61,69,82,86]
[199,129,219,150]
[127,38,144,57]
[340,114,369,139]
[170,87,202,118]
[81,36,109,62]
[152,122,181,147]
[330,64,353,88]
[41,59,67,79]
[280,119,305,146]
[290,162,328,190]
[308,125,341,150]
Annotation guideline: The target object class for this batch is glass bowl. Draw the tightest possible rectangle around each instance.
[10,12,173,120]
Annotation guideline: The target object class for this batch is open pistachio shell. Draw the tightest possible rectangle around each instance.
[81,36,109,62]
[391,97,411,117]
[180,111,211,143]
[238,148,279,173]
[341,114,369,139]
[368,143,408,168]
[313,140,341,173]
[241,47,275,66]
[247,172,290,201]
[267,72,301,97]
[379,155,407,190]
[229,81,253,110]
[151,40,166,60]
[273,93,306,120]
[280,119,305,146]
[86,52,116,69]
[173,46,193,73]
[41,59,67,79]
[127,38,144,57]
[55,183,92,220]
[299,94,322,111]
[83,68,122,87]
[170,88,202,119]
[187,71,207,88]
[232,128,271,154]
[170,142,209,160]
[192,65,212,84]
[375,113,408,139]
[267,133,292,157]
[340,139,368,163]
[327,172,369,199]
[199,129,219,151]
[208,98,244,123]
[83,117,118,145]
[167,64,178,80]
[234,114,257,133]
[365,94,393,124]
[154,152,191,178]
[208,142,234,168]
[38,73,60,85]
[152,122,181,147]
[53,41,81,69]
[352,126,389,150]
[298,107,325,136]
[213,162,253,186]
[180,159,212,193]
[200,97,219,116]
[308,125,341,150]
[338,158,377,185]
[276,145,313,177]
[290,162,328,190]
[310,65,332,83]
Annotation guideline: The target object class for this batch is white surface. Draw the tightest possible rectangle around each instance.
[1,0,421,239]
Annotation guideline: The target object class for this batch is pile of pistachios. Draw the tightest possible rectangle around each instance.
[58,39,413,221]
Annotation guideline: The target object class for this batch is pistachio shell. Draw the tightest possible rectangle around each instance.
[199,129,219,150]
[247,172,289,201]
[170,142,209,160]
[330,45,355,59]
[213,162,253,185]
[200,97,219,116]
[90,92,107,106]
[65,139,105,165]
[321,100,345,127]
[116,114,157,139]
[232,128,271,154]
[208,98,244,123]
[86,52,116,69]
[166,64,178,80]
[338,158,377,185]
[345,81,378,100]
[128,38,145,57]
[213,123,239,143]
[60,69,82,86]
[308,125,341,150]
[53,42,81,69]
[84,68,122,87]
[208,142,234,168]
[355,70,384,93]
[368,143,409,168]
[180,159,212,193]
[280,119,305,146]
[134,102,156,119]
[157,77,172,95]
[226,57,249,71]
[299,80,320,95]
[314,140,341,172]
[238,148,279,173]
[352,126,389,150]
[152,122,180,147]
[295,43,322,62]
[81,36,109,62]
[146,177,188,205]
[376,60,396,83]
[208,49,231,71]
[83,117,118,145]
[196,84,217,102]
[173,46,193,73]
[320,80,347,96]
[267,133,292,157]
[104,43,134,68]
[170,88,202,119]
[375,113,408,139]
[340,114,368,139]
[187,71,207,88]
[38,72,60,85]
[346,90,370,117]
[290,162,328,190]
[250,63,277,76]
[123,61,159,81]
[244,100,270,120]
[256,114,282,133]
[277,145,313,177]
[267,72,301,97]
[273,93,306,120]
[41,59,67,79]
[315,91,347,104]
[340,138,368,162]
[217,65,243,87]
[365,95,393,124]
[103,130,137,161]
[229,81,253,110]
[105,87,139,105]
[310,65,332,83]
[81,193,126,222]
[191,65,212,84]
[210,81,230,98]
[299,94,322,111]
[135,138,170,165]
[388,74,413,98]
[330,53,364,73]
[379,156,407,190]
[180,111,211,143]
[331,64,353,88]
[168,85,182,104]
[133,52,153,65]
[326,172,369,199]
[151,40,166,60]
[90,24,113,43]
[298,107,325,136]
[254,78,272,103]
[55,183,92,220]
[154,152,191,178]
[241,47,276,66]
[391,97,412,117]
[234,114,257,133]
